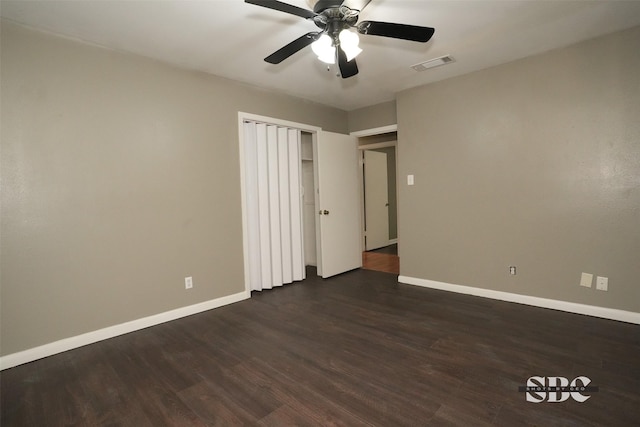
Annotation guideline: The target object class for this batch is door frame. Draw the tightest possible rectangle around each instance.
[351,125,398,252]
[238,112,321,296]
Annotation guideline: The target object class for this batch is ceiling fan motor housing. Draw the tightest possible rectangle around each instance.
[312,0,344,13]
[312,4,359,42]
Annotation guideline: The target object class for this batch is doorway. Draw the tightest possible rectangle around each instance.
[352,126,399,274]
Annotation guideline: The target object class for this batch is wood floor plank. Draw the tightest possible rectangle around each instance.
[257,403,325,426]
[177,380,260,425]
[362,251,399,274]
[235,358,373,426]
[2,267,639,426]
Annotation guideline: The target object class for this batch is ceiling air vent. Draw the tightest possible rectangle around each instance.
[411,55,454,72]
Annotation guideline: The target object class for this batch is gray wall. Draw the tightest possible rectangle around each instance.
[358,132,397,146]
[397,26,640,312]
[0,21,347,355]
[348,100,396,132]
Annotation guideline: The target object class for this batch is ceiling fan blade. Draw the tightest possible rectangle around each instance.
[341,0,372,12]
[337,47,358,78]
[264,32,318,64]
[357,21,435,42]
[245,0,316,19]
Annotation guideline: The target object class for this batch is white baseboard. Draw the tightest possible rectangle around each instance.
[398,275,640,325]
[0,290,250,370]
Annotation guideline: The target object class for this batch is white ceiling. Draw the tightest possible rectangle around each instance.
[3,0,640,111]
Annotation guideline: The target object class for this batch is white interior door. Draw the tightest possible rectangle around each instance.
[364,150,389,250]
[315,131,361,278]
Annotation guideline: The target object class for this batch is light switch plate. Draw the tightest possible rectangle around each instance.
[580,272,593,288]
[407,174,414,186]
[596,276,608,291]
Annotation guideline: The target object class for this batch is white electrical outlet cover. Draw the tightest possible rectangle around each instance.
[580,272,593,288]
[596,276,608,291]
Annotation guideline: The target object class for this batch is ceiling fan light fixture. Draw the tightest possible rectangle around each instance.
[311,34,336,64]
[246,0,436,79]
[338,29,362,62]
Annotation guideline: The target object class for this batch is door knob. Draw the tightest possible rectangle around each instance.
[319,210,330,215]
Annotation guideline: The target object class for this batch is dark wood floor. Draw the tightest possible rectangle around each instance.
[2,268,639,426]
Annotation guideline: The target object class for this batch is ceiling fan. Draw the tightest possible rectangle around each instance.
[245,0,435,78]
